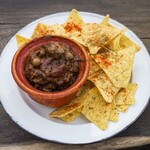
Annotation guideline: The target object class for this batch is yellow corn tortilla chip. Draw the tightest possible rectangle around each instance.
[100,15,126,51]
[106,33,140,52]
[109,100,119,122]
[32,22,85,46]
[51,24,66,36]
[32,23,50,38]
[32,23,65,38]
[49,82,91,118]
[116,105,129,112]
[92,46,136,88]
[120,34,141,52]
[70,34,86,46]
[16,34,29,48]
[63,9,84,44]
[100,16,140,52]
[63,22,82,34]
[82,87,111,130]
[106,33,122,51]
[100,14,118,30]
[81,23,121,54]
[88,70,120,103]
[100,14,110,26]
[66,9,84,26]
[88,55,101,78]
[115,83,137,105]
[60,107,82,123]
[63,21,86,46]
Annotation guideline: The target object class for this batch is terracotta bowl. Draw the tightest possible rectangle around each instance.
[11,35,90,107]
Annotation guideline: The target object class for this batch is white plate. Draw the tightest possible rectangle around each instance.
[0,12,150,144]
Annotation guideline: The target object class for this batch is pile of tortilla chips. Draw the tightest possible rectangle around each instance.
[16,9,140,130]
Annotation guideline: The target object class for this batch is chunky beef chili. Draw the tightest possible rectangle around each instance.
[24,41,81,92]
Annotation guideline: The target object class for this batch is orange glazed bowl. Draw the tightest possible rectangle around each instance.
[11,35,90,107]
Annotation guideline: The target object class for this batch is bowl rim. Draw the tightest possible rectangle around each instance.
[11,35,90,99]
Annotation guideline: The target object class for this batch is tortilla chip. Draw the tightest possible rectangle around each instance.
[116,105,129,112]
[32,23,50,38]
[51,24,66,35]
[109,100,119,122]
[100,14,110,26]
[88,70,120,103]
[16,34,29,47]
[92,46,136,88]
[81,23,121,54]
[120,34,141,52]
[32,22,85,46]
[115,83,137,105]
[100,14,119,29]
[49,82,91,118]
[63,19,87,46]
[60,107,82,123]
[32,23,65,38]
[70,34,86,46]
[63,22,82,34]
[82,87,111,130]
[88,55,101,78]
[106,32,140,52]
[66,9,84,26]
[106,33,122,51]
[99,16,140,52]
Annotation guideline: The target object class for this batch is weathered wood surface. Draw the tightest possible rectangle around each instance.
[0,0,150,149]
[0,137,150,150]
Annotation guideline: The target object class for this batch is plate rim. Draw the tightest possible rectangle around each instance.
[0,11,150,144]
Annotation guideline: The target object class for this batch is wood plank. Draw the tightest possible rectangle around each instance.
[0,136,150,150]
[0,0,150,26]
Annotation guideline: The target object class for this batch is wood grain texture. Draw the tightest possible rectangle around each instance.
[0,0,150,149]
[0,137,150,150]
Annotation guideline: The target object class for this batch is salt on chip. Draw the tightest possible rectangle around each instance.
[49,82,91,118]
[108,100,119,122]
[82,87,111,130]
[88,70,120,103]
[60,107,82,123]
[115,83,137,105]
[16,34,29,48]
[92,46,136,88]
[116,105,129,112]
[81,23,121,54]
[66,9,84,26]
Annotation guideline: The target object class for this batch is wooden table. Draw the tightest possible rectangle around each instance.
[0,0,150,149]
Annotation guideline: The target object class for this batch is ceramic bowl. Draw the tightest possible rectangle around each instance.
[11,35,90,107]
